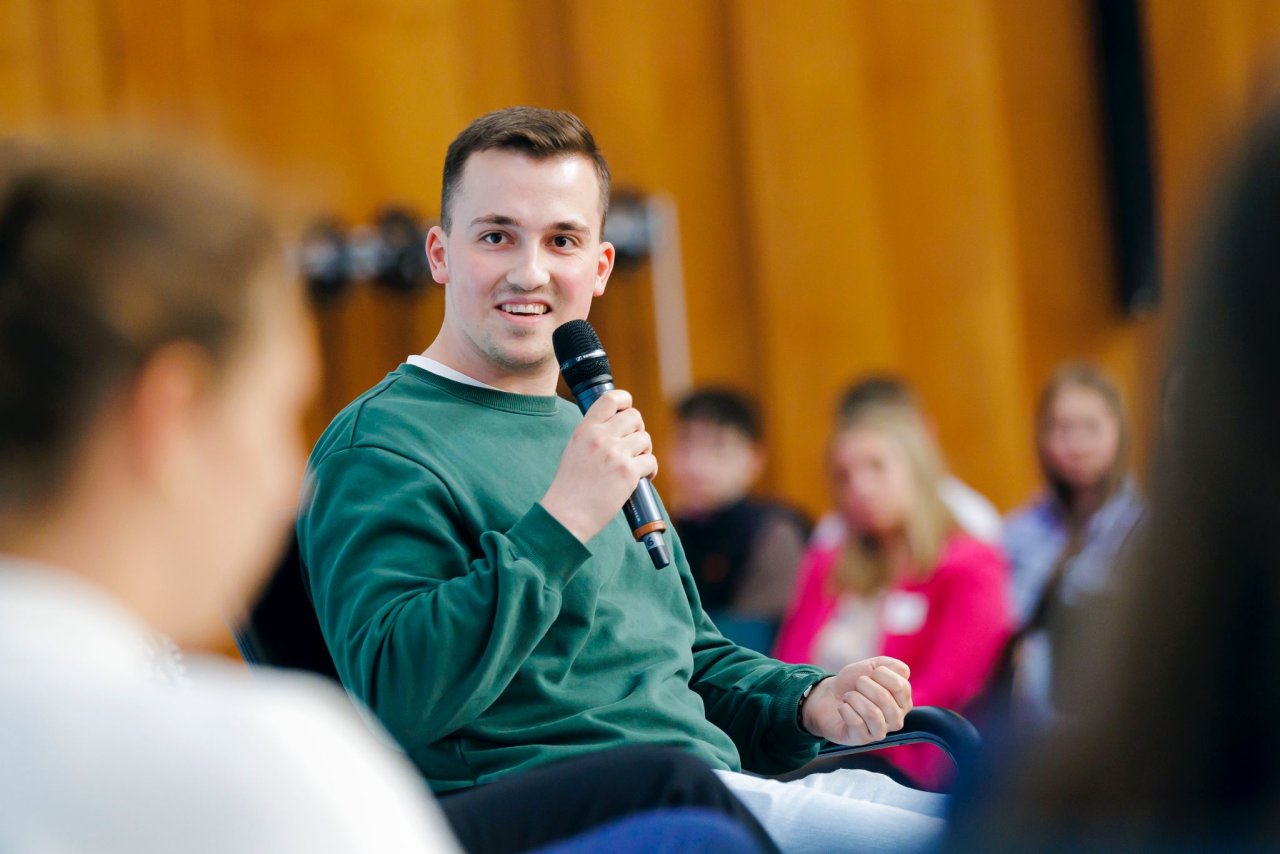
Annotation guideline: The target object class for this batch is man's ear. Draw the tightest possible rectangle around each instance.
[426,225,449,285]
[594,240,615,298]
[125,343,212,488]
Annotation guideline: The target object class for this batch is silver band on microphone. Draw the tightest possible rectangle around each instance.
[558,349,608,372]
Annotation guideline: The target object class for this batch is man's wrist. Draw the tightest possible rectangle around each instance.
[796,675,832,737]
[537,496,591,544]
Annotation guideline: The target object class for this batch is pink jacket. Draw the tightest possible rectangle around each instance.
[773,532,1012,787]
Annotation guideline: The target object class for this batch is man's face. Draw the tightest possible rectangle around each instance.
[426,149,614,386]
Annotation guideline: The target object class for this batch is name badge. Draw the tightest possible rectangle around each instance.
[882,591,928,635]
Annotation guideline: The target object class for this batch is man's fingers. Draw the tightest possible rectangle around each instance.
[835,697,874,746]
[855,675,906,732]
[843,691,888,743]
[870,666,913,712]
[620,430,653,457]
[865,656,910,681]
[584,388,633,423]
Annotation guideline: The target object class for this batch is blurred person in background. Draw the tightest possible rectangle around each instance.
[809,376,1002,550]
[999,364,1143,727]
[774,401,1011,790]
[949,95,1280,854]
[670,388,810,653]
[0,138,773,854]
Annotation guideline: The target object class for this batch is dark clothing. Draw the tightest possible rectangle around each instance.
[675,498,809,617]
[440,745,778,854]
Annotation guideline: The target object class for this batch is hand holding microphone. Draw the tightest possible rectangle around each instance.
[539,320,671,569]
[540,388,657,543]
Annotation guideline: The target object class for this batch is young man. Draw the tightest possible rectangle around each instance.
[0,136,767,854]
[670,388,809,651]
[299,107,947,851]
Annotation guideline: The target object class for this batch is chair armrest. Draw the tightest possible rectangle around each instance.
[773,706,980,782]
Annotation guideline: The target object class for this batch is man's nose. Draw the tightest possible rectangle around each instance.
[507,244,551,289]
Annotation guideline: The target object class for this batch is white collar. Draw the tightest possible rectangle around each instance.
[406,355,504,392]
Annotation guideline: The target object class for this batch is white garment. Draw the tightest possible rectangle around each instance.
[811,476,1003,548]
[0,558,460,854]
[406,355,502,391]
[718,767,947,853]
[937,478,1002,544]
[813,594,884,674]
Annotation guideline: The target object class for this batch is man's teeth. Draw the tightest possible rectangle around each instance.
[501,304,548,315]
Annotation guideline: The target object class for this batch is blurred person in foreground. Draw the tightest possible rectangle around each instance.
[669,388,810,652]
[809,376,1002,551]
[999,364,1143,727]
[298,106,947,853]
[0,138,452,852]
[948,97,1280,852]
[773,401,1011,790]
[0,138,769,854]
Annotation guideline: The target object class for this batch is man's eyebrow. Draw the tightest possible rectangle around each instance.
[468,214,592,235]
[549,220,592,234]
[470,214,519,228]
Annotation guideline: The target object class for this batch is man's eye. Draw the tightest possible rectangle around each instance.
[551,235,577,249]
[481,233,506,245]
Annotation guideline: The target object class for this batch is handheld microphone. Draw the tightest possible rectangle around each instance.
[553,319,672,569]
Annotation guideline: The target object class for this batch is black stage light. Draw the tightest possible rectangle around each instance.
[371,207,429,294]
[298,219,351,304]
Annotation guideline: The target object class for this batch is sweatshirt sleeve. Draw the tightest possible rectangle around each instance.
[297,444,592,750]
[673,537,828,775]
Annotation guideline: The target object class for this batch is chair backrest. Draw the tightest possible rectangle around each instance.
[773,706,982,783]
[234,534,342,684]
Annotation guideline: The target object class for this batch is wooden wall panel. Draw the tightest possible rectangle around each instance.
[855,0,1031,512]
[730,1,899,515]
[6,0,1280,528]
[988,0,1142,503]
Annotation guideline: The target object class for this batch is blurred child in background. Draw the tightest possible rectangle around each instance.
[774,400,1011,789]
[670,388,809,652]
[1000,364,1143,726]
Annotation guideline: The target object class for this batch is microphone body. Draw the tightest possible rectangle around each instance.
[554,321,672,569]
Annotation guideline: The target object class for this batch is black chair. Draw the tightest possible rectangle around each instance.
[235,538,982,786]
[777,706,980,783]
[234,535,340,683]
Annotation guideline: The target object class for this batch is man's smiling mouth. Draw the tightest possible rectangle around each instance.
[499,303,550,315]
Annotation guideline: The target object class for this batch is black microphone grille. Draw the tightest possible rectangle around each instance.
[553,319,612,389]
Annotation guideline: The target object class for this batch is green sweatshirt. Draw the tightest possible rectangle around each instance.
[298,364,826,793]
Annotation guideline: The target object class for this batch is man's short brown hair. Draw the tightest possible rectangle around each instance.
[0,137,282,509]
[440,106,611,233]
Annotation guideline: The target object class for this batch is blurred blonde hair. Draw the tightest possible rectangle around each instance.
[831,403,956,597]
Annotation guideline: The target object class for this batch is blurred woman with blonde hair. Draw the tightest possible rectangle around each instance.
[775,400,1011,789]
